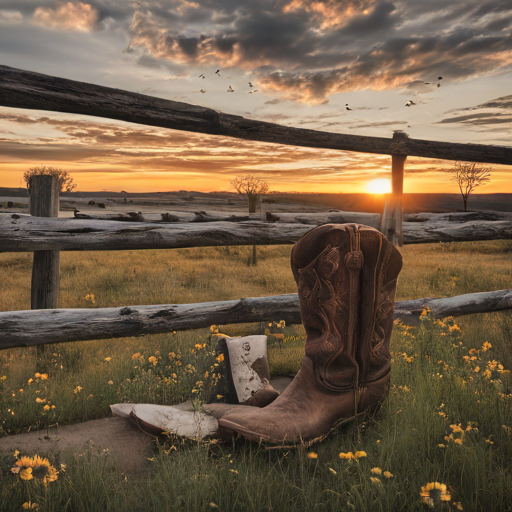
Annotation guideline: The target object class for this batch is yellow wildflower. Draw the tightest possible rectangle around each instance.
[216,353,225,363]
[420,482,451,507]
[354,451,367,458]
[307,452,318,459]
[453,502,463,511]
[22,502,38,510]
[454,438,463,445]
[370,477,382,484]
[73,386,82,394]
[108,380,114,385]
[339,452,355,459]
[104,357,111,362]
[474,366,480,373]
[383,471,393,478]
[132,352,141,360]
[35,398,46,403]
[43,405,50,411]
[371,467,382,475]
[148,356,158,365]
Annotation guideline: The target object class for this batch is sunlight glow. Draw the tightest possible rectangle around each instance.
[366,179,391,194]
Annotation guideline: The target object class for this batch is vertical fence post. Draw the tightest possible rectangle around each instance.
[381,132,407,247]
[29,175,60,325]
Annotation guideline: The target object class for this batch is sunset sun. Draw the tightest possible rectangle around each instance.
[366,179,391,194]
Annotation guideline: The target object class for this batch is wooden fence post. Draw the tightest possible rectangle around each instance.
[29,175,60,318]
[381,132,407,246]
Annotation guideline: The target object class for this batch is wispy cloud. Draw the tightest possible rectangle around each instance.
[33,2,98,32]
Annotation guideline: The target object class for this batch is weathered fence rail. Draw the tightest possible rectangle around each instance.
[1,289,511,350]
[1,211,511,253]
[1,65,512,165]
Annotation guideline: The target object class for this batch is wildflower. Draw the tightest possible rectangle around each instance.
[354,451,367,458]
[35,373,41,378]
[28,378,33,384]
[229,469,239,474]
[209,504,218,509]
[14,450,19,457]
[148,356,158,365]
[22,502,38,509]
[449,325,461,333]
[73,386,82,394]
[339,452,355,459]
[474,366,480,373]
[370,477,382,484]
[40,374,48,380]
[383,471,393,478]
[482,342,492,352]
[420,482,451,508]
[108,380,114,385]
[438,444,446,448]
[371,467,382,475]
[217,394,224,400]
[43,405,50,411]
[454,438,463,445]
[450,424,463,433]
[104,357,111,362]
[132,352,141,360]
[453,502,463,511]
[36,398,46,403]
[307,452,318,459]
[216,353,225,363]
[195,381,204,388]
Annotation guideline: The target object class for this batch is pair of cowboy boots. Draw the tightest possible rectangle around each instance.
[215,223,402,444]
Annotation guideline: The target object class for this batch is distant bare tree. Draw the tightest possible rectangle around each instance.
[230,175,269,265]
[450,162,491,211]
[231,175,269,213]
[24,166,77,194]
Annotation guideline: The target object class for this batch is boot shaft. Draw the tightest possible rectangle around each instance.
[291,224,402,392]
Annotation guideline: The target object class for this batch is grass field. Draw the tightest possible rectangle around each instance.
[1,241,512,511]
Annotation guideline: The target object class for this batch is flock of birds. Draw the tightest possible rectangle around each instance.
[196,71,443,111]
[198,69,258,94]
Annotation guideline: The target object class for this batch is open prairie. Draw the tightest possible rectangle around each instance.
[1,235,512,511]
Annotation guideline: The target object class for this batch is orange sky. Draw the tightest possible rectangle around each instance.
[1,109,509,194]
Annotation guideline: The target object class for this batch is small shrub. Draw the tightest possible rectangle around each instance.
[88,200,96,205]
[97,203,106,209]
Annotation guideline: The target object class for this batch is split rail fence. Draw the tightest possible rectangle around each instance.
[1,65,512,351]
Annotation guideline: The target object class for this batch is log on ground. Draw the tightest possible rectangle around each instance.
[1,290,511,350]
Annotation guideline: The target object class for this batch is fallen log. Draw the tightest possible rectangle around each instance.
[264,211,381,229]
[1,65,512,165]
[1,290,511,350]
[73,210,259,223]
[1,212,512,252]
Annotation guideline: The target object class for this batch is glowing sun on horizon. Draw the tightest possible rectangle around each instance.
[366,178,391,194]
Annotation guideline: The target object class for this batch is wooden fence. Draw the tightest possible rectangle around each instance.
[1,65,511,350]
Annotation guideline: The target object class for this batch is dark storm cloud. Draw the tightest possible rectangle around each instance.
[3,1,512,104]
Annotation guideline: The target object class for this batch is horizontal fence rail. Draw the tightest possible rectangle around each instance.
[1,290,511,350]
[2,212,512,252]
[1,65,512,165]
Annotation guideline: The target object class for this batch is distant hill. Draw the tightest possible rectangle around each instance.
[1,188,510,213]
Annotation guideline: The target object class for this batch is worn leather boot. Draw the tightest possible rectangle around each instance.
[218,224,402,444]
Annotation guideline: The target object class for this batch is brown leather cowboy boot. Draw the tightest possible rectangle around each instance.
[218,224,402,444]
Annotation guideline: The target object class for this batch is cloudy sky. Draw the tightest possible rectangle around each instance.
[0,0,511,193]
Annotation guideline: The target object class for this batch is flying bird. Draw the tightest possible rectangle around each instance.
[248,82,253,87]
[215,69,220,75]
[345,104,352,110]
[424,76,443,87]
[405,100,416,107]
[199,74,205,79]
[200,89,206,93]
[227,85,234,92]
[248,89,258,93]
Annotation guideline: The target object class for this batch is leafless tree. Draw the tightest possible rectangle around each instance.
[450,162,491,211]
[230,175,269,265]
[24,166,77,194]
[230,175,269,213]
